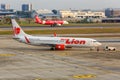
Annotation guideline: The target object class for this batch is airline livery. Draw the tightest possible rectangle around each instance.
[11,19,101,50]
[35,15,69,27]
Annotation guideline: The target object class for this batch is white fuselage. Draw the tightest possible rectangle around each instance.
[17,35,101,48]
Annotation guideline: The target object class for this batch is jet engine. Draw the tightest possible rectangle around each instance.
[55,44,65,50]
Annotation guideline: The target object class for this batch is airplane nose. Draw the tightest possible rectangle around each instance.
[96,42,102,46]
[64,21,69,24]
[93,42,102,47]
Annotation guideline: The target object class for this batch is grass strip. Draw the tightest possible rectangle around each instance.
[1,23,120,27]
[0,28,120,35]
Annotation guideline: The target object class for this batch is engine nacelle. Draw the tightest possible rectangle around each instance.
[55,44,65,50]
[57,24,61,26]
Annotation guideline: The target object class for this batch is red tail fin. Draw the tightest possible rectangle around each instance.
[35,15,42,24]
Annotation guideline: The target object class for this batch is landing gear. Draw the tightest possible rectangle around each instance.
[96,47,100,52]
[50,47,55,50]
[51,23,57,27]
[90,47,100,51]
[90,47,94,51]
[53,23,57,26]
[51,25,53,27]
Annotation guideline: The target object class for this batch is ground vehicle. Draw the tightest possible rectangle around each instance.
[104,46,116,51]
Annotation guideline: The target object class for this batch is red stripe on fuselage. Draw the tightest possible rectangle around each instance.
[25,36,30,43]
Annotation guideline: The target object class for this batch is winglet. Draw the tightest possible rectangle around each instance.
[54,32,57,37]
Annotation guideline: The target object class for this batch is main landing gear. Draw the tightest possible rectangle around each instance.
[50,47,55,50]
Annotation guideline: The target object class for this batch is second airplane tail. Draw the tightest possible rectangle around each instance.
[35,15,42,24]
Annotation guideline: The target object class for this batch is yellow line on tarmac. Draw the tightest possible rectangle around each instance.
[34,78,43,80]
[0,54,16,57]
[73,74,96,79]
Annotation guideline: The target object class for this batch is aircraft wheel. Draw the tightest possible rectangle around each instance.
[50,47,55,50]
[113,49,116,51]
[53,23,57,27]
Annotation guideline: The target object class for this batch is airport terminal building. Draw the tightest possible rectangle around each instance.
[59,10,105,18]
[0,4,16,17]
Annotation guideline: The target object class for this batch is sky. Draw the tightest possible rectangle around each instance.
[0,0,120,10]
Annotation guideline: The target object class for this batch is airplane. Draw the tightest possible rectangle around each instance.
[35,15,69,27]
[11,19,102,50]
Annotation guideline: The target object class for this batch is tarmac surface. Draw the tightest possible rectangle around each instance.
[0,35,120,80]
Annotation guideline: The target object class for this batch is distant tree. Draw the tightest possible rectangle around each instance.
[52,9,58,14]
[3,17,11,24]
[80,18,89,23]
[15,18,21,24]
[26,18,33,24]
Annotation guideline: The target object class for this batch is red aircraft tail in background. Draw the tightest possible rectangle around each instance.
[35,15,43,24]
